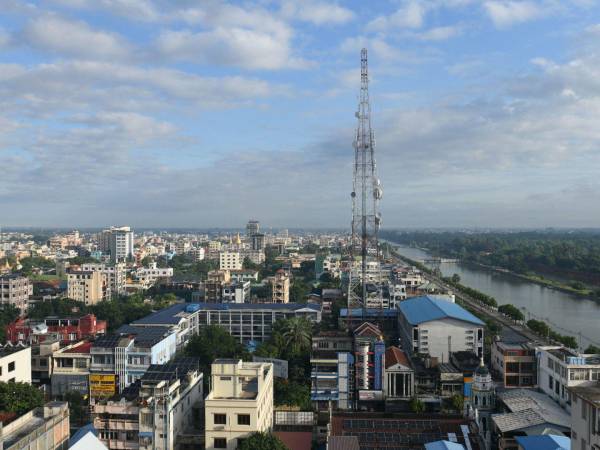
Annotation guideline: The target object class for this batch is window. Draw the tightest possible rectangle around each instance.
[214,438,227,449]
[548,358,554,370]
[583,401,587,420]
[8,361,15,372]
[238,414,250,425]
[214,414,226,425]
[548,375,553,390]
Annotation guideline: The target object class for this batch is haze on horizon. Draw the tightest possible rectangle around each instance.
[2,0,600,229]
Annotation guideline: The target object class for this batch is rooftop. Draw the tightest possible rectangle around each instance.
[63,341,92,354]
[515,435,570,450]
[399,296,484,326]
[425,441,465,450]
[0,344,29,357]
[569,381,600,406]
[340,308,399,318]
[385,346,412,369]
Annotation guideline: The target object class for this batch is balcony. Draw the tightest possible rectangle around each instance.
[106,439,139,450]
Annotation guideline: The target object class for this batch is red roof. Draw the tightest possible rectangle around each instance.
[63,342,92,354]
[273,431,312,450]
[385,346,411,369]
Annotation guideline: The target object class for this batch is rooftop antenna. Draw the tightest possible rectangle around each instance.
[348,48,384,327]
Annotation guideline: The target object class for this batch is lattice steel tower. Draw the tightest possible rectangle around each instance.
[348,48,383,311]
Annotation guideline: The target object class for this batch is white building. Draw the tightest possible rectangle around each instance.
[537,346,600,411]
[0,344,31,383]
[81,263,126,296]
[222,281,250,303]
[398,295,485,361]
[569,382,600,450]
[384,346,414,401]
[190,247,205,261]
[0,274,33,314]
[100,226,134,263]
[205,359,274,450]
[389,283,407,308]
[134,263,174,288]
[219,252,242,271]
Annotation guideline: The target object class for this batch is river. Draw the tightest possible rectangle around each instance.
[393,245,600,347]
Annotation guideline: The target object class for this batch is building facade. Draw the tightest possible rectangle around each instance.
[67,270,109,305]
[81,263,126,296]
[491,340,536,388]
[0,345,31,383]
[569,382,600,450]
[272,269,290,304]
[219,252,242,271]
[7,314,107,345]
[205,359,274,450]
[0,274,33,314]
[51,341,92,396]
[0,402,69,450]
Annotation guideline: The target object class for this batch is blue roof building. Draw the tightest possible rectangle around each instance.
[425,441,466,450]
[515,435,570,450]
[398,296,485,361]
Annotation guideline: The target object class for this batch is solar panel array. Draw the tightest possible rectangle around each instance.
[340,419,461,449]
[142,358,200,383]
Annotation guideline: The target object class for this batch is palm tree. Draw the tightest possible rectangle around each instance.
[281,317,312,355]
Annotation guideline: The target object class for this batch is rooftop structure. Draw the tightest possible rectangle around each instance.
[399,296,484,326]
[515,435,570,450]
[0,402,69,450]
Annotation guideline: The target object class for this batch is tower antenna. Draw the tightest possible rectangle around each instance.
[348,48,384,325]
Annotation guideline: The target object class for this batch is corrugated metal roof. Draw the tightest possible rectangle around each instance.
[399,296,484,326]
[515,435,570,450]
[425,441,466,450]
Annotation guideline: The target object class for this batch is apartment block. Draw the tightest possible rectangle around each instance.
[51,341,92,396]
[491,340,536,388]
[219,252,242,271]
[81,262,126,296]
[0,344,31,383]
[0,402,69,450]
[272,269,290,303]
[67,270,110,305]
[569,382,600,450]
[0,274,33,314]
[205,359,274,450]
[205,270,231,303]
[7,314,107,344]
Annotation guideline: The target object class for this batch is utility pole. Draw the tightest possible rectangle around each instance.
[348,48,383,322]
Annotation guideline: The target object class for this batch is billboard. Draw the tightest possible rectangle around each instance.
[252,356,288,379]
[90,374,118,397]
[358,390,383,401]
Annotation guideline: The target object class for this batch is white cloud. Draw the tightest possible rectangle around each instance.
[483,1,544,28]
[156,28,310,70]
[280,1,355,25]
[49,0,159,21]
[416,25,463,40]
[367,1,430,32]
[22,15,133,59]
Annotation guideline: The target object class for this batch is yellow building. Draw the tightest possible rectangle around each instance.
[272,269,290,304]
[67,270,109,305]
[205,359,274,450]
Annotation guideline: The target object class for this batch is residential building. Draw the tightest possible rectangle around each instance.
[133,263,174,288]
[31,338,60,386]
[208,241,222,259]
[99,226,134,263]
[219,252,242,271]
[196,302,321,343]
[0,274,32,314]
[90,327,177,392]
[569,381,600,450]
[310,331,354,410]
[206,270,231,303]
[491,339,537,388]
[0,344,31,383]
[537,346,600,411]
[67,270,110,305]
[389,283,407,308]
[0,402,69,450]
[222,281,250,303]
[7,314,107,344]
[398,296,485,361]
[205,359,274,450]
[384,346,415,403]
[91,359,204,450]
[190,246,205,261]
[229,270,259,284]
[272,269,290,303]
[245,250,265,265]
[491,389,570,450]
[81,263,126,296]
[51,340,92,396]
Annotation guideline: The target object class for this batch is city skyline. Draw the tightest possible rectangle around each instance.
[2,0,600,227]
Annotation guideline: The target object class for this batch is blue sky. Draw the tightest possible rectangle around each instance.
[1,0,600,228]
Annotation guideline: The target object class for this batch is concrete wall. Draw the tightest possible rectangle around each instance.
[0,347,31,383]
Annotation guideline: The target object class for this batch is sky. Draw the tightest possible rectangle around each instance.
[2,0,600,229]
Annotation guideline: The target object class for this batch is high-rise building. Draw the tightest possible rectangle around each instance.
[206,270,231,302]
[81,262,126,296]
[99,226,134,262]
[272,269,290,303]
[0,274,33,314]
[67,270,110,305]
[205,359,274,450]
[219,251,242,271]
[246,220,260,236]
[250,233,265,251]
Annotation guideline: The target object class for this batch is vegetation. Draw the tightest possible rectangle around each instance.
[0,305,20,341]
[0,382,44,416]
[526,319,578,348]
[237,432,287,450]
[441,276,498,308]
[382,230,600,291]
[167,254,217,281]
[451,394,464,413]
[498,304,525,321]
[64,391,87,427]
[18,257,55,276]
[585,345,600,354]
[184,325,249,389]
[409,397,425,413]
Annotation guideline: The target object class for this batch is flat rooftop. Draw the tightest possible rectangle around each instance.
[569,382,600,406]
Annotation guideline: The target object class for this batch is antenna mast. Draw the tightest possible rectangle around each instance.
[348,48,383,319]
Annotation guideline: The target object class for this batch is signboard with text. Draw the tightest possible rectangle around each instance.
[90,374,118,397]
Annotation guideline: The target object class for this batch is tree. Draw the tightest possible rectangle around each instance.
[498,304,525,322]
[238,432,287,450]
[289,279,310,303]
[0,382,44,416]
[274,379,311,410]
[243,257,261,271]
[141,256,154,267]
[585,345,600,354]
[409,397,425,414]
[65,391,87,427]
[451,394,464,412]
[280,317,312,355]
[451,273,461,284]
[0,305,20,341]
